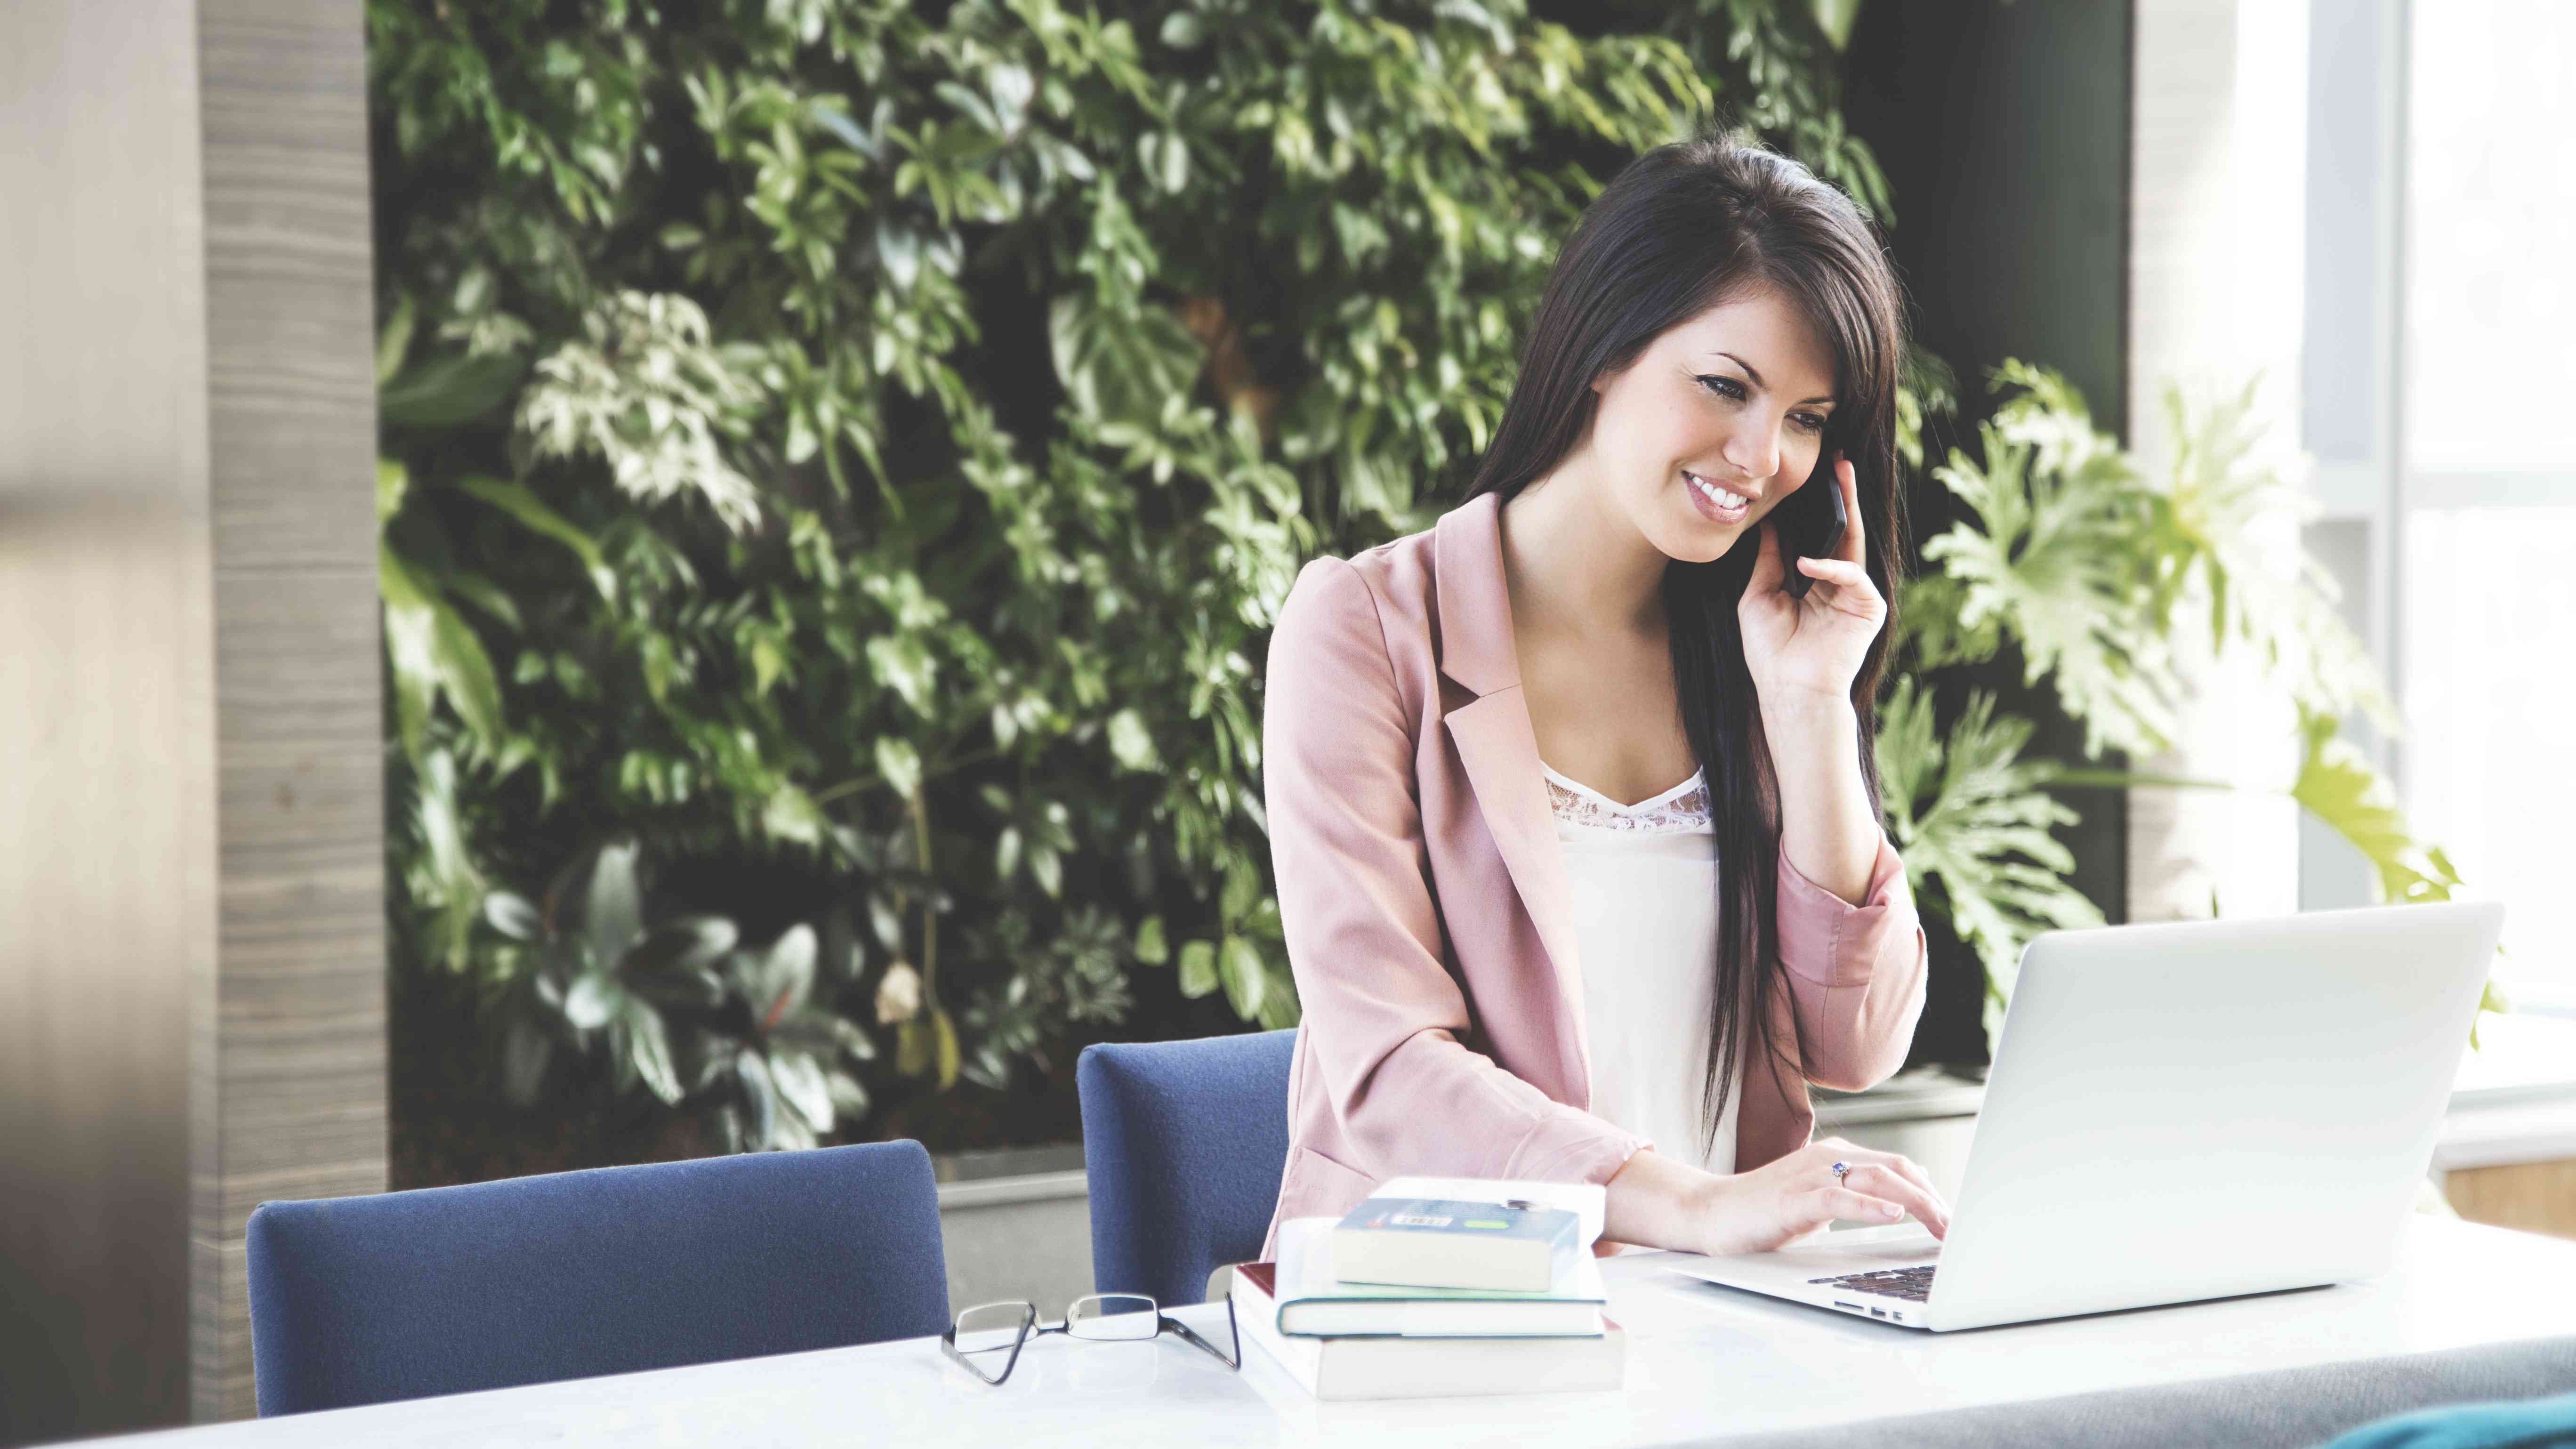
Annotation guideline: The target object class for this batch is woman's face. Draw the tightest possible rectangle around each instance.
[1583,287,1841,564]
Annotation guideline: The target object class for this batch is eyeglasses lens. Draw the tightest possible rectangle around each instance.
[1065,1293,1159,1341]
[951,1302,1034,1356]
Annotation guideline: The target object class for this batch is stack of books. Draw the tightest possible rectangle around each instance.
[1228,1176,1626,1400]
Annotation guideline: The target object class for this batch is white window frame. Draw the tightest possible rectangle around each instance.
[2308,0,2576,990]
[2301,0,2576,965]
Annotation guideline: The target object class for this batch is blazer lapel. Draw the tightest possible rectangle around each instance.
[1433,494,1595,1103]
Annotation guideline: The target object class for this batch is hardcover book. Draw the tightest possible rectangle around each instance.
[1331,1194,1581,1292]
[1231,1260,1626,1401]
[1272,1216,1605,1338]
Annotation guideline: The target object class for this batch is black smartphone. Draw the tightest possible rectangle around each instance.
[1777,447,1849,600]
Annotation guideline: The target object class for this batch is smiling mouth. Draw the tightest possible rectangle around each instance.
[1683,470,1754,520]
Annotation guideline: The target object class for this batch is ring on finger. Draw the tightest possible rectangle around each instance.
[1829,1160,1851,1184]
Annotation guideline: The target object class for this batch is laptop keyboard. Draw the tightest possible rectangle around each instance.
[1808,1264,1938,1302]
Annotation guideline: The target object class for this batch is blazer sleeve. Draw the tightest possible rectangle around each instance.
[1774,829,1929,1092]
[1263,555,1650,1186]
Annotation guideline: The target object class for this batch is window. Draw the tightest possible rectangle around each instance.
[2306,0,2576,1009]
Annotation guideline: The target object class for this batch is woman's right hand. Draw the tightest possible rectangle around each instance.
[1693,1137,1951,1257]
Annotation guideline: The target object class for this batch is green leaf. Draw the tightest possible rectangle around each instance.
[459,475,617,601]
[563,972,621,1030]
[1140,131,1190,193]
[763,783,827,847]
[736,1050,778,1149]
[622,997,684,1104]
[376,291,417,387]
[874,736,922,799]
[483,892,543,942]
[376,457,410,525]
[1133,914,1168,966]
[1159,10,1205,47]
[633,966,724,1012]
[586,840,644,969]
[1921,406,2178,759]
[768,1050,834,1132]
[2291,708,2466,907]
[756,924,819,1028]
[628,915,738,974]
[438,571,520,634]
[1177,939,1218,998]
[826,1070,871,1121]
[1809,0,1863,52]
[379,349,528,428]
[1220,935,1266,1019]
[1048,292,1203,429]
[896,1017,932,1077]
[930,1005,960,1090]
[379,543,504,757]
[499,1017,551,1105]
[1875,677,2103,1050]
[408,748,486,972]
[1107,707,1159,771]
[1220,858,1258,923]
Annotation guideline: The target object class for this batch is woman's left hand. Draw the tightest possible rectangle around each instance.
[1739,452,1885,710]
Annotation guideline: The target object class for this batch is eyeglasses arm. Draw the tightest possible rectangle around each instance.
[1158,1292,1240,1370]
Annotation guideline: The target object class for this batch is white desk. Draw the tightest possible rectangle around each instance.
[101,1218,2576,1449]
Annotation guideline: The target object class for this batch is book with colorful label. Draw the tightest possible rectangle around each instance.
[1331,1194,1582,1292]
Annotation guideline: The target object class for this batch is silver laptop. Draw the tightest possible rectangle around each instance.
[1666,900,2504,1331]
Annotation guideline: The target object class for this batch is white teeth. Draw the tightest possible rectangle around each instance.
[1687,473,1747,509]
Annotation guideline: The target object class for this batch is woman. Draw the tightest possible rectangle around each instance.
[1258,133,1948,1262]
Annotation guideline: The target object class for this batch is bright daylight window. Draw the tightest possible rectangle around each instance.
[2397,0,2576,1010]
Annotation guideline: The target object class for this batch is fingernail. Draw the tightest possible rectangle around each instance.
[1883,1203,1902,1219]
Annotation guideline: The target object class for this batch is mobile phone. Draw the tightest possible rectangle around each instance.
[1778,448,1849,601]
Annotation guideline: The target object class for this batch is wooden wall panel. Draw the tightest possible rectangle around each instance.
[193,0,387,1425]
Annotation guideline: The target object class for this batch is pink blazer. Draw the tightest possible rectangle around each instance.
[1258,490,1929,1257]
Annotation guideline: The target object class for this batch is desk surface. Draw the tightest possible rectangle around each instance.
[107,1217,2576,1449]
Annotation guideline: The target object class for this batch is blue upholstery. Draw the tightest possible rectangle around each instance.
[1079,1029,1296,1306]
[246,1140,949,1416]
[2318,1391,2576,1449]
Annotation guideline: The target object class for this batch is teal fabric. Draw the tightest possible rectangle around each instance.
[2319,1393,2576,1449]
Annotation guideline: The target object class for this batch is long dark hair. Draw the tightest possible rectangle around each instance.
[1462,132,1910,1154]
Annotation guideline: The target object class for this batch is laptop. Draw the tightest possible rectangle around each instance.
[1666,899,2505,1331]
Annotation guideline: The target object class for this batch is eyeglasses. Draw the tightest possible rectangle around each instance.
[940,1292,1240,1387]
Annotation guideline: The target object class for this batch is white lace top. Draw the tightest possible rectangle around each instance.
[1544,759,1742,1175]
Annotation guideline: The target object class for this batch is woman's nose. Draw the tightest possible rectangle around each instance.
[1723,427,1782,482]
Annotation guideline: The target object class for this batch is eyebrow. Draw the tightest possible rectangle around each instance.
[1714,351,1835,406]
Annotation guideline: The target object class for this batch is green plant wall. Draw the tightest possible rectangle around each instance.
[370,0,1913,1165]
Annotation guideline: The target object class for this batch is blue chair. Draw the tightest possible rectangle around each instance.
[1079,1029,1296,1307]
[246,1140,950,1416]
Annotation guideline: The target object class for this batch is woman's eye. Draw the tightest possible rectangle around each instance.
[1696,375,1828,435]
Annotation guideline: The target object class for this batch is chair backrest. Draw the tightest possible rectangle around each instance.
[1078,1029,1296,1306]
[246,1139,949,1416]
